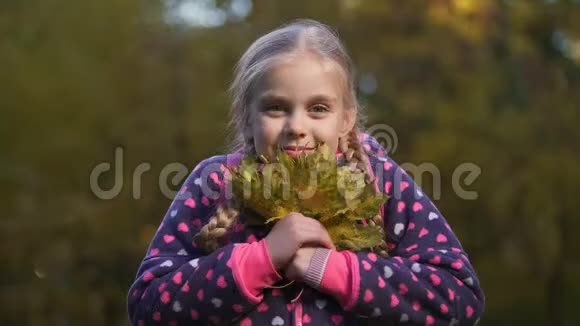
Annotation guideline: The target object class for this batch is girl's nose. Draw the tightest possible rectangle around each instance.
[285,111,307,139]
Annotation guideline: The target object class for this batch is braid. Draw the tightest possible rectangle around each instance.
[193,199,240,253]
[341,127,390,258]
[193,137,258,253]
[369,213,390,258]
[339,127,371,179]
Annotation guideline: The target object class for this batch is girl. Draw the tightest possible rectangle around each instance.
[127,19,485,325]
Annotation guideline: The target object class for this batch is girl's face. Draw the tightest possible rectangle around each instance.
[247,53,356,161]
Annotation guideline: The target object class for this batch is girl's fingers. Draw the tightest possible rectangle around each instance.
[318,230,336,250]
[288,213,336,250]
[300,229,335,250]
[308,222,335,250]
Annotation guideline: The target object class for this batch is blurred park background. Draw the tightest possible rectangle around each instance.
[2,0,580,325]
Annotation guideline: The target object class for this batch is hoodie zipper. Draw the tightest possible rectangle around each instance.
[295,300,303,326]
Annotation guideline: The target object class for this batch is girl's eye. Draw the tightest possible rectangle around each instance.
[265,104,285,112]
[310,104,329,113]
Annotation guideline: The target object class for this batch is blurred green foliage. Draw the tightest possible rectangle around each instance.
[1,0,579,325]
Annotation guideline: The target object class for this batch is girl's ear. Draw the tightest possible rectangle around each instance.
[339,108,357,137]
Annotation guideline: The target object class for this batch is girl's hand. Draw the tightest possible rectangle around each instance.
[264,212,335,271]
[284,247,316,281]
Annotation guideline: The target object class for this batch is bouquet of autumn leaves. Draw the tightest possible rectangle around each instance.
[225,143,389,252]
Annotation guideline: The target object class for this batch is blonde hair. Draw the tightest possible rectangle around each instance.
[193,19,388,257]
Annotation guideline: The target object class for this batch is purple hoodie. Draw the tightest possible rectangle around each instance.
[127,134,485,325]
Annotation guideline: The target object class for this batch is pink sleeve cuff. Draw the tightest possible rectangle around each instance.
[319,250,360,310]
[231,239,283,304]
[303,248,332,289]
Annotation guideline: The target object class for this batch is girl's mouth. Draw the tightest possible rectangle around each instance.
[282,146,314,158]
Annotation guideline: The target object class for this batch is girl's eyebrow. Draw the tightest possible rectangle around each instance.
[257,93,288,103]
[307,94,337,104]
[257,92,337,104]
